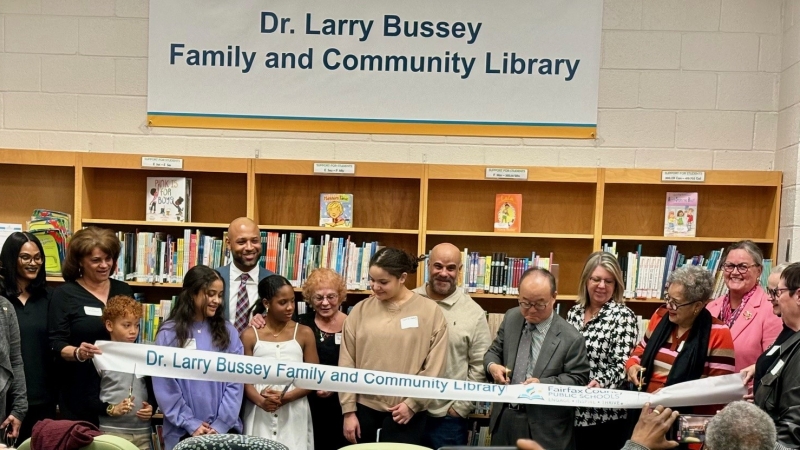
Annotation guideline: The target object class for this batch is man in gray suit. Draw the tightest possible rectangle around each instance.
[484,267,589,450]
[216,217,273,333]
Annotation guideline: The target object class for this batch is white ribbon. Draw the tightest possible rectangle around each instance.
[94,341,745,409]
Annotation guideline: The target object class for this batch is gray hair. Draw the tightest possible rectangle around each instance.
[724,240,764,267]
[772,263,789,275]
[705,401,776,450]
[667,265,714,303]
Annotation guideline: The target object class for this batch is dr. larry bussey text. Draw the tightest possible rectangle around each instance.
[146,349,509,396]
[167,12,582,81]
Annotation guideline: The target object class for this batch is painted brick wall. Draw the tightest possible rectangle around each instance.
[0,0,782,171]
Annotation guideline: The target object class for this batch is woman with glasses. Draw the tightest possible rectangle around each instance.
[750,262,800,449]
[706,241,782,372]
[566,252,638,450]
[297,268,349,450]
[625,265,735,396]
[0,232,54,443]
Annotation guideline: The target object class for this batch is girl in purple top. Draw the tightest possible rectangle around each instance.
[153,265,244,450]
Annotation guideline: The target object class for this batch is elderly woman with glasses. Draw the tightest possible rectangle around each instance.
[567,252,638,450]
[707,241,783,372]
[297,268,349,450]
[626,265,735,396]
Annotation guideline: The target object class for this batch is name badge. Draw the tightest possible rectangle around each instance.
[184,339,197,350]
[771,359,785,376]
[767,345,780,356]
[401,316,419,329]
[335,333,342,345]
[84,306,102,316]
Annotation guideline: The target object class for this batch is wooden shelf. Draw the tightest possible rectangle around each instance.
[604,169,782,186]
[468,413,490,419]
[602,235,773,243]
[260,225,419,235]
[82,219,231,229]
[428,230,593,240]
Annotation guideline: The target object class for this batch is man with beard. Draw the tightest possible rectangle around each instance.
[413,243,491,449]
[216,217,274,333]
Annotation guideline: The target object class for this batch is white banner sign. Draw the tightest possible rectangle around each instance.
[94,342,745,409]
[147,0,602,138]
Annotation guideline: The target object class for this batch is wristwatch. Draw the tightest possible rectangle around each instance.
[106,404,115,417]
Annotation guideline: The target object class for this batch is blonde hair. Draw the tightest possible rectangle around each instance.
[576,251,625,307]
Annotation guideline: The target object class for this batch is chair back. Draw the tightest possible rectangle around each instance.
[340,443,432,450]
[17,434,140,450]
[173,434,288,450]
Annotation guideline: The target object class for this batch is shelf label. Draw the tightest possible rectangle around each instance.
[314,163,355,175]
[142,157,183,170]
[485,168,528,180]
[661,171,705,183]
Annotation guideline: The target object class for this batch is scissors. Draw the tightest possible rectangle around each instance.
[2,423,17,449]
[128,364,137,401]
[280,378,296,401]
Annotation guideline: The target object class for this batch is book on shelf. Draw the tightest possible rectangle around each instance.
[113,230,229,284]
[494,194,522,233]
[146,177,192,222]
[664,192,697,237]
[27,209,71,276]
[0,223,22,252]
[319,193,353,228]
[614,242,771,301]
[260,231,380,290]
[424,249,557,296]
[137,296,175,344]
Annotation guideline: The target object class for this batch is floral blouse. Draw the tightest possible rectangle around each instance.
[567,300,639,426]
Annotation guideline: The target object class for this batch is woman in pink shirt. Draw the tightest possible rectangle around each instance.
[706,241,783,372]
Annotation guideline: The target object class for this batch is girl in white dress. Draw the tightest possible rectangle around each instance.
[241,275,319,450]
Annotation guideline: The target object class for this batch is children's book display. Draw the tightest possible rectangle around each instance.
[28,209,71,276]
[146,177,192,222]
[319,193,353,228]
[494,194,521,233]
[664,192,697,237]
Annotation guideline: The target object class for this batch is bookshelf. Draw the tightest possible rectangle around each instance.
[0,149,782,315]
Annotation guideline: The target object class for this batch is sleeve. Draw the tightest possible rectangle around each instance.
[338,310,358,414]
[621,441,650,450]
[48,286,73,358]
[706,326,736,377]
[776,377,800,448]
[538,332,590,386]
[762,312,785,352]
[152,327,203,436]
[6,305,27,421]
[450,312,492,418]
[210,332,245,434]
[484,313,508,376]
[596,309,639,389]
[404,309,449,413]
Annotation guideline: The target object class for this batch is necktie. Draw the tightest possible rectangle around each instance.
[233,273,250,333]
[512,323,536,384]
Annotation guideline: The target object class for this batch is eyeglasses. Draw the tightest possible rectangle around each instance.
[588,276,615,286]
[311,294,339,302]
[519,301,549,310]
[767,287,794,299]
[722,263,759,274]
[18,254,43,264]
[663,294,700,311]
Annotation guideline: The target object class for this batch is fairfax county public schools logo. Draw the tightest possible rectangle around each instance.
[518,385,546,401]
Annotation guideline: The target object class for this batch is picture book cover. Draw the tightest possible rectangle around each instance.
[664,192,697,237]
[494,194,522,233]
[146,177,192,222]
[319,193,353,228]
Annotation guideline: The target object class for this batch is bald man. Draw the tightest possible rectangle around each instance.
[413,243,491,449]
[216,217,274,332]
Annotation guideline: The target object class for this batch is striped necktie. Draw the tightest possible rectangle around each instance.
[233,273,250,333]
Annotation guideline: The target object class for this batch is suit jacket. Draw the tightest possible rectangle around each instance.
[707,288,783,372]
[0,295,27,422]
[216,264,273,321]
[755,329,800,449]
[484,307,590,450]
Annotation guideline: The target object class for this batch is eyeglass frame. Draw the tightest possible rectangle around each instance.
[663,294,702,311]
[310,293,339,303]
[588,276,615,286]
[18,253,43,264]
[721,262,760,274]
[767,287,796,300]
[519,300,550,311]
